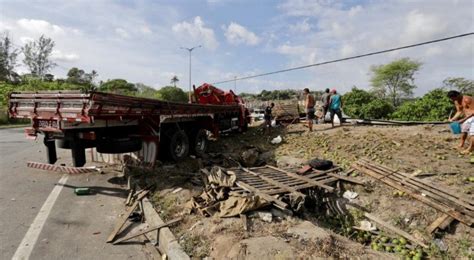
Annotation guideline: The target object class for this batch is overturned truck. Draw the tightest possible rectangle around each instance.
[8,84,250,167]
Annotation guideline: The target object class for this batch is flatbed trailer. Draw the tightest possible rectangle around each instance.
[8,91,249,167]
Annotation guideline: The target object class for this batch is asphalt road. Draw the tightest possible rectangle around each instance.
[0,128,151,260]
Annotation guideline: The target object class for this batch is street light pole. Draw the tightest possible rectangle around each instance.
[181,45,201,103]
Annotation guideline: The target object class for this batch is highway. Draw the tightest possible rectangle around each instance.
[0,127,151,259]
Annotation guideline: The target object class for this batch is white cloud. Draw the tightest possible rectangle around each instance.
[140,25,152,35]
[340,44,355,57]
[51,50,80,62]
[172,16,218,50]
[275,44,307,55]
[289,19,312,33]
[223,22,260,46]
[17,19,64,35]
[402,10,448,43]
[115,27,130,39]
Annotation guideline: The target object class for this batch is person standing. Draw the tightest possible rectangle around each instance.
[329,89,343,127]
[448,90,474,154]
[264,102,275,134]
[320,88,331,122]
[303,88,315,131]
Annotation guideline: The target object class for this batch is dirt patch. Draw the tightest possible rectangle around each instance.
[140,122,473,259]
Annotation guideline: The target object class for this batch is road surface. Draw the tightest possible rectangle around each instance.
[0,127,152,259]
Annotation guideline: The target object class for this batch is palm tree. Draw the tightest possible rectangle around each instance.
[170,75,179,87]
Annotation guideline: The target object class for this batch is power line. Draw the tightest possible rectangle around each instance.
[212,32,474,85]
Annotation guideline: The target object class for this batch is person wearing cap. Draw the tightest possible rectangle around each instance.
[329,89,343,127]
[303,88,315,131]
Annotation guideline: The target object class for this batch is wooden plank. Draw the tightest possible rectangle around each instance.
[241,167,306,197]
[353,164,473,226]
[235,180,289,211]
[327,173,365,185]
[427,214,451,234]
[360,161,474,215]
[304,167,342,178]
[266,165,335,192]
[360,159,473,204]
[112,217,182,244]
[364,212,428,248]
[439,216,454,230]
[107,190,150,243]
[240,214,248,231]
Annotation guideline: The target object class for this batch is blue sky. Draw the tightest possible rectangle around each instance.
[0,0,473,96]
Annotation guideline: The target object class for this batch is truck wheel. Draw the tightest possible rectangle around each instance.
[71,141,86,167]
[96,138,142,154]
[169,130,189,161]
[191,129,208,157]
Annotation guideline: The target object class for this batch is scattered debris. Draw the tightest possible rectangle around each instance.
[112,217,182,245]
[74,187,91,196]
[342,190,359,200]
[270,135,282,144]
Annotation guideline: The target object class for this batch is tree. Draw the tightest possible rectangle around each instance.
[170,75,179,87]
[343,87,393,119]
[0,33,19,82]
[22,35,56,78]
[66,67,98,91]
[155,86,188,102]
[391,88,452,121]
[135,83,158,98]
[99,79,137,95]
[370,58,422,107]
[442,77,474,96]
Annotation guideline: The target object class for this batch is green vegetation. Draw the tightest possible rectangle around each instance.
[391,88,452,121]
[343,87,393,119]
[370,58,422,107]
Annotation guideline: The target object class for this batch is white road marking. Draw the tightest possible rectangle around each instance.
[12,174,69,260]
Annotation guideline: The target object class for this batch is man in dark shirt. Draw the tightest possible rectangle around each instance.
[264,103,274,134]
[320,88,330,122]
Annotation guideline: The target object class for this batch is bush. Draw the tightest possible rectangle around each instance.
[155,86,188,102]
[361,99,394,119]
[343,87,393,119]
[391,88,452,121]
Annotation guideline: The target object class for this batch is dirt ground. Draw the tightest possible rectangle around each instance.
[139,121,473,259]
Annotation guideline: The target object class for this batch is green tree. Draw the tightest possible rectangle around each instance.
[155,86,188,102]
[391,88,452,121]
[370,58,422,107]
[22,35,56,78]
[135,83,158,98]
[99,79,137,95]
[361,99,394,119]
[170,75,179,87]
[0,33,19,82]
[343,87,376,118]
[66,67,98,91]
[442,77,474,96]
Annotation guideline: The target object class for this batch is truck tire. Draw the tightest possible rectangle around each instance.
[169,130,189,161]
[96,138,142,154]
[71,141,86,167]
[191,129,208,157]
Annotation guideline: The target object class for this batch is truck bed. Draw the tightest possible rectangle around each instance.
[9,91,241,123]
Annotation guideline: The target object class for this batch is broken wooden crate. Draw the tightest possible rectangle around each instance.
[228,165,362,212]
[353,159,474,228]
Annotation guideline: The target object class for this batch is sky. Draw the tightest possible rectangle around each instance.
[0,0,473,96]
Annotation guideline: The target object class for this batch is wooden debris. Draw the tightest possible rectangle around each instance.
[427,214,454,234]
[240,214,248,231]
[364,212,428,248]
[107,190,150,243]
[353,159,474,227]
[112,217,182,245]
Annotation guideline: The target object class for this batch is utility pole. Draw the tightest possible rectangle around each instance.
[180,45,201,103]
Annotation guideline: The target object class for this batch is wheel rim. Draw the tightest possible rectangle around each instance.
[196,136,206,152]
[174,137,186,157]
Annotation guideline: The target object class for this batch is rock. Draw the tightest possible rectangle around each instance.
[254,211,272,223]
[258,151,273,163]
[286,221,331,241]
[241,148,259,167]
[226,236,295,260]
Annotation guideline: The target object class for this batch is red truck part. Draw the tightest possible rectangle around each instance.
[8,87,250,167]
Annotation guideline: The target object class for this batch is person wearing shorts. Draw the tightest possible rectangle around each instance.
[303,88,315,132]
[448,90,474,154]
[329,89,343,128]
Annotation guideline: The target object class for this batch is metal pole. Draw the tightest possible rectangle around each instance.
[180,45,201,103]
